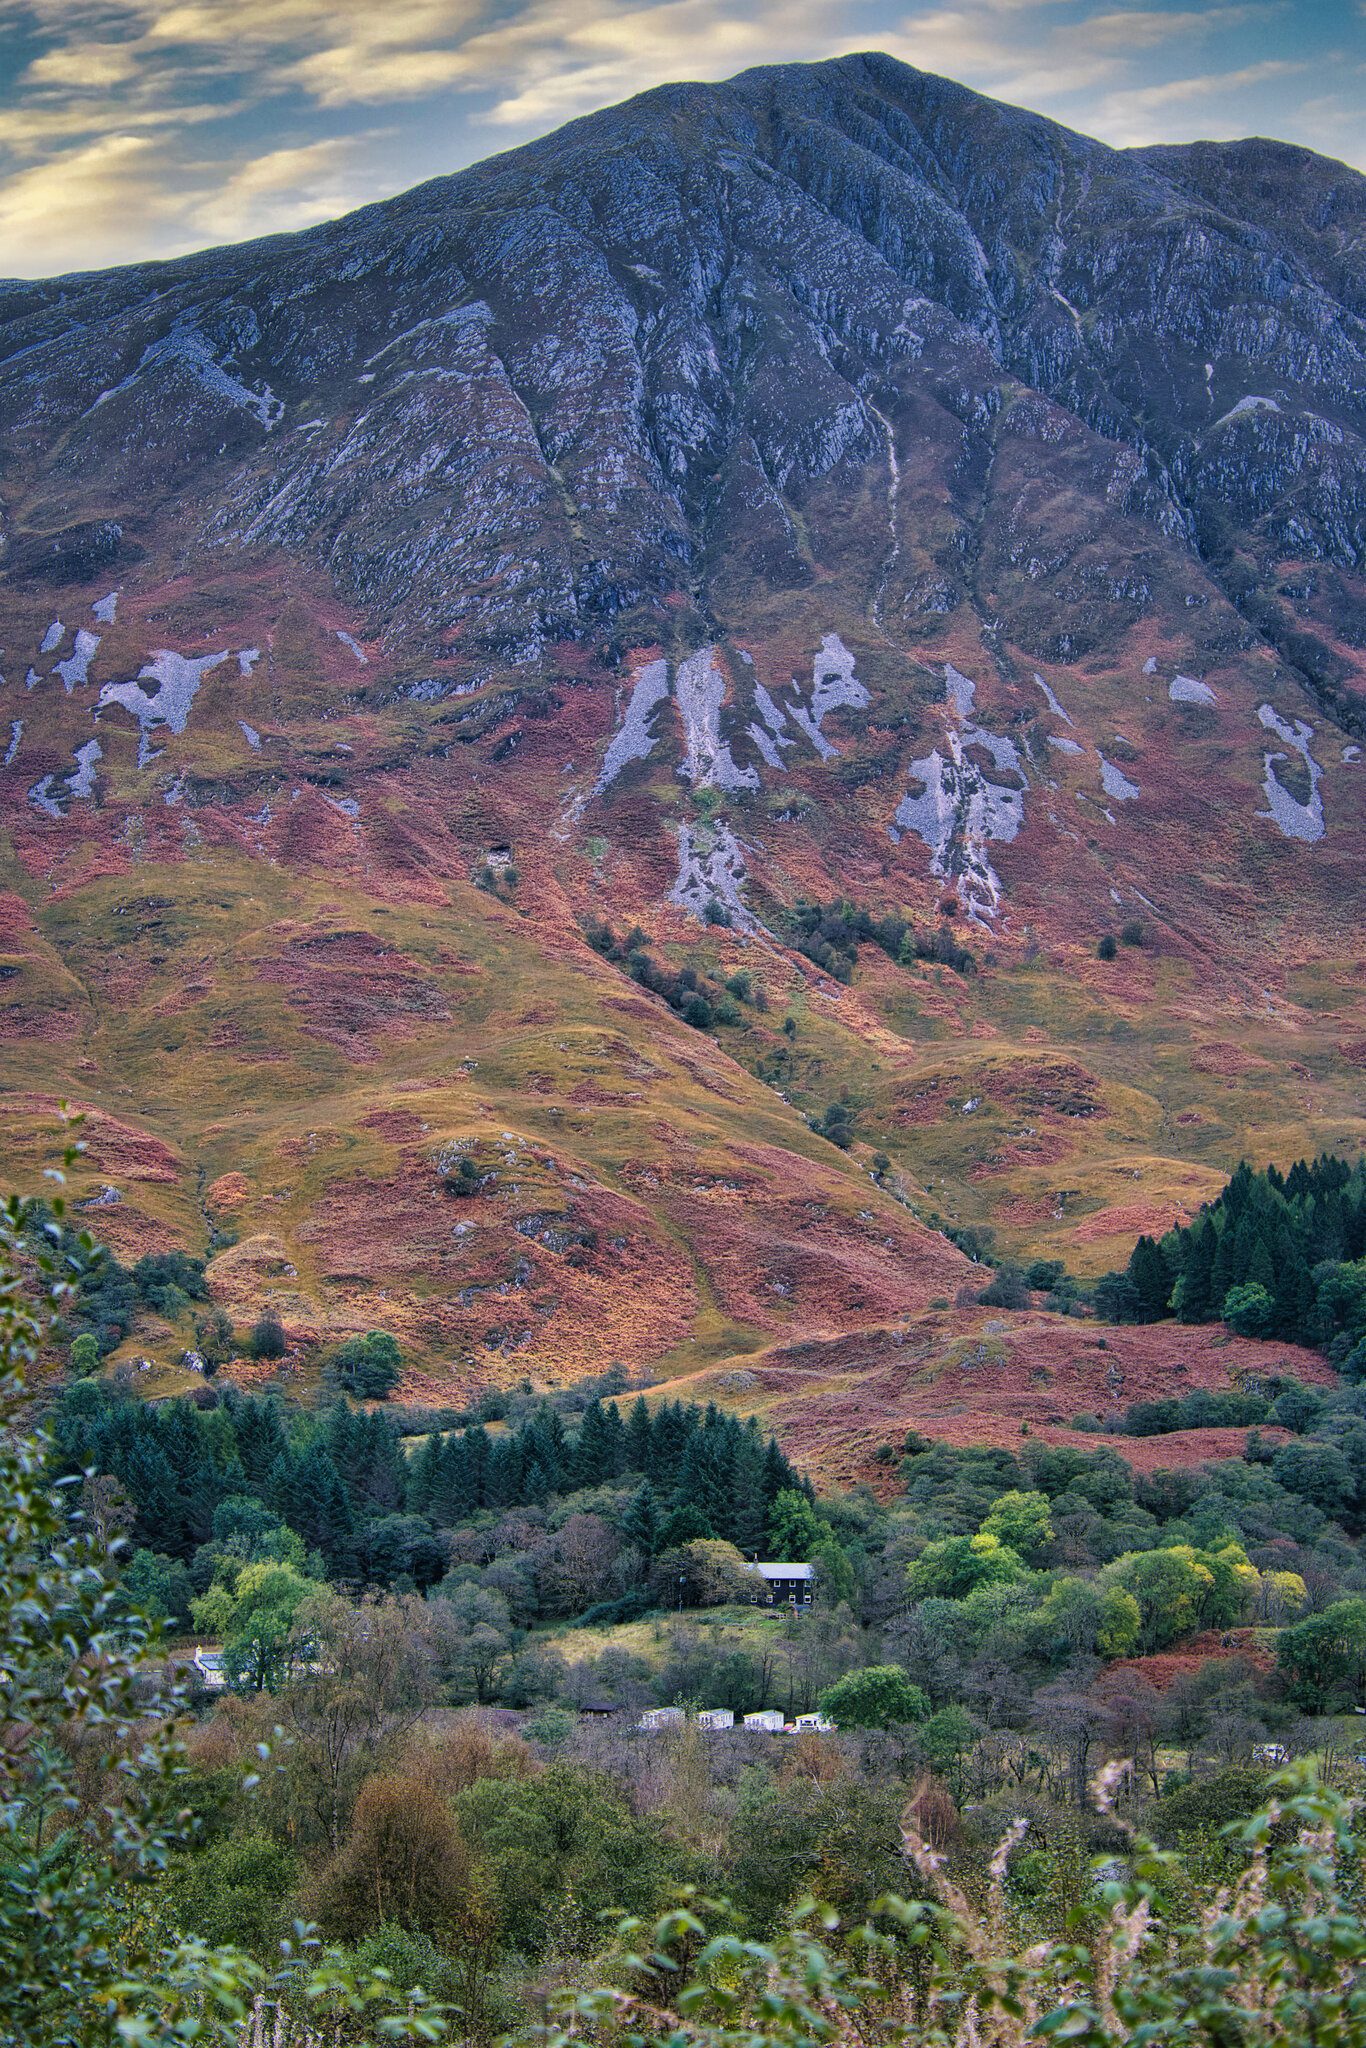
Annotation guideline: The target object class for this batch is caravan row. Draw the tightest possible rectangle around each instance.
[637,1706,833,1733]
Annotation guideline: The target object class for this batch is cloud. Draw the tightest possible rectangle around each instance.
[0,130,178,270]
[1102,57,1304,114]
[0,117,374,270]
[287,37,477,108]
[1096,56,1310,142]
[1077,6,1267,52]
[871,1,1285,109]
[25,39,142,85]
[0,94,240,152]
[189,135,370,240]
[463,0,843,128]
[873,8,1121,100]
[0,0,1353,273]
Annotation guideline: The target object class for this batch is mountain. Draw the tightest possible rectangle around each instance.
[0,55,1362,1472]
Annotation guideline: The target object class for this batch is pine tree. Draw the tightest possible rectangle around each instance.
[600,1401,626,1480]
[1210,1214,1239,1305]
[1126,1236,1173,1321]
[324,1402,362,1497]
[283,1444,354,1571]
[462,1426,491,1509]
[624,1396,652,1476]
[160,1402,219,1550]
[484,1435,523,1510]
[572,1401,616,1487]
[621,1480,660,1557]
[1174,1215,1217,1322]
[652,1402,691,1484]
[407,1434,442,1516]
[675,1429,729,1535]
[123,1437,185,1556]
[233,1395,288,1488]
[523,1405,568,1492]
[521,1455,553,1505]
[729,1420,770,1555]
[428,1435,470,1522]
[355,1411,406,1514]
[1246,1231,1277,1297]
[761,1437,792,1508]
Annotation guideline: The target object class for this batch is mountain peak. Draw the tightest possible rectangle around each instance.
[0,54,1362,1410]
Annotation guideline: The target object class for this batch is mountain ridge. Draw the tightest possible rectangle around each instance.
[0,53,1362,1475]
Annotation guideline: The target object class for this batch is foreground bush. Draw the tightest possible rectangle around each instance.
[541,1762,1366,2048]
[0,1160,446,2047]
[12,1151,1366,2046]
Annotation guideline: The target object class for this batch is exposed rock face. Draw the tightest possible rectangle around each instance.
[673,648,759,792]
[0,53,1361,681]
[0,57,1364,1402]
[670,821,759,931]
[1257,703,1326,842]
[891,663,1028,924]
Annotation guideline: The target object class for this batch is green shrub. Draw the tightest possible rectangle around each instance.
[168,1830,299,1953]
[69,1331,100,1376]
[818,1664,930,1729]
[1222,1280,1276,1336]
[1154,1765,1269,1842]
[333,1329,402,1399]
[538,1769,1366,2048]
[812,1102,855,1149]
[0,1168,448,2045]
[978,1264,1030,1309]
[249,1312,287,1360]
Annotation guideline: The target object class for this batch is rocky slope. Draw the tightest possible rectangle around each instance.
[0,55,1362,1457]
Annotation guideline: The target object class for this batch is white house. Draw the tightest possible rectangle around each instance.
[192,1646,226,1692]
[792,1711,834,1733]
[697,1707,734,1731]
[745,1561,816,1606]
[743,1709,786,1732]
[637,1706,686,1732]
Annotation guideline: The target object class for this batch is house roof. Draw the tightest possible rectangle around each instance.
[747,1561,815,1580]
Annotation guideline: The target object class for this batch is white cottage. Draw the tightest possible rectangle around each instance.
[192,1646,227,1692]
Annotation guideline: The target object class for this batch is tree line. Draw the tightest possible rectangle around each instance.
[13,1172,1366,2048]
[789,896,976,983]
[1103,1153,1366,1365]
[50,1380,807,1602]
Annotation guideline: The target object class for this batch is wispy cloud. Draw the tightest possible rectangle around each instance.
[0,130,176,270]
[1097,56,1307,143]
[457,0,845,128]
[189,134,373,240]
[0,0,1356,274]
[24,39,142,85]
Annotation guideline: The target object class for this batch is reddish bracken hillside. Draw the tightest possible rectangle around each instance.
[641,1314,1335,1489]
[1,57,1363,1415]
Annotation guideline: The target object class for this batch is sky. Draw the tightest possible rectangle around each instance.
[0,0,1361,278]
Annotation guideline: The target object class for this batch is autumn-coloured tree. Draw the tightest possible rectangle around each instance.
[536,1511,620,1613]
[281,1588,437,1846]
[311,1773,481,1940]
[312,1773,499,2035]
